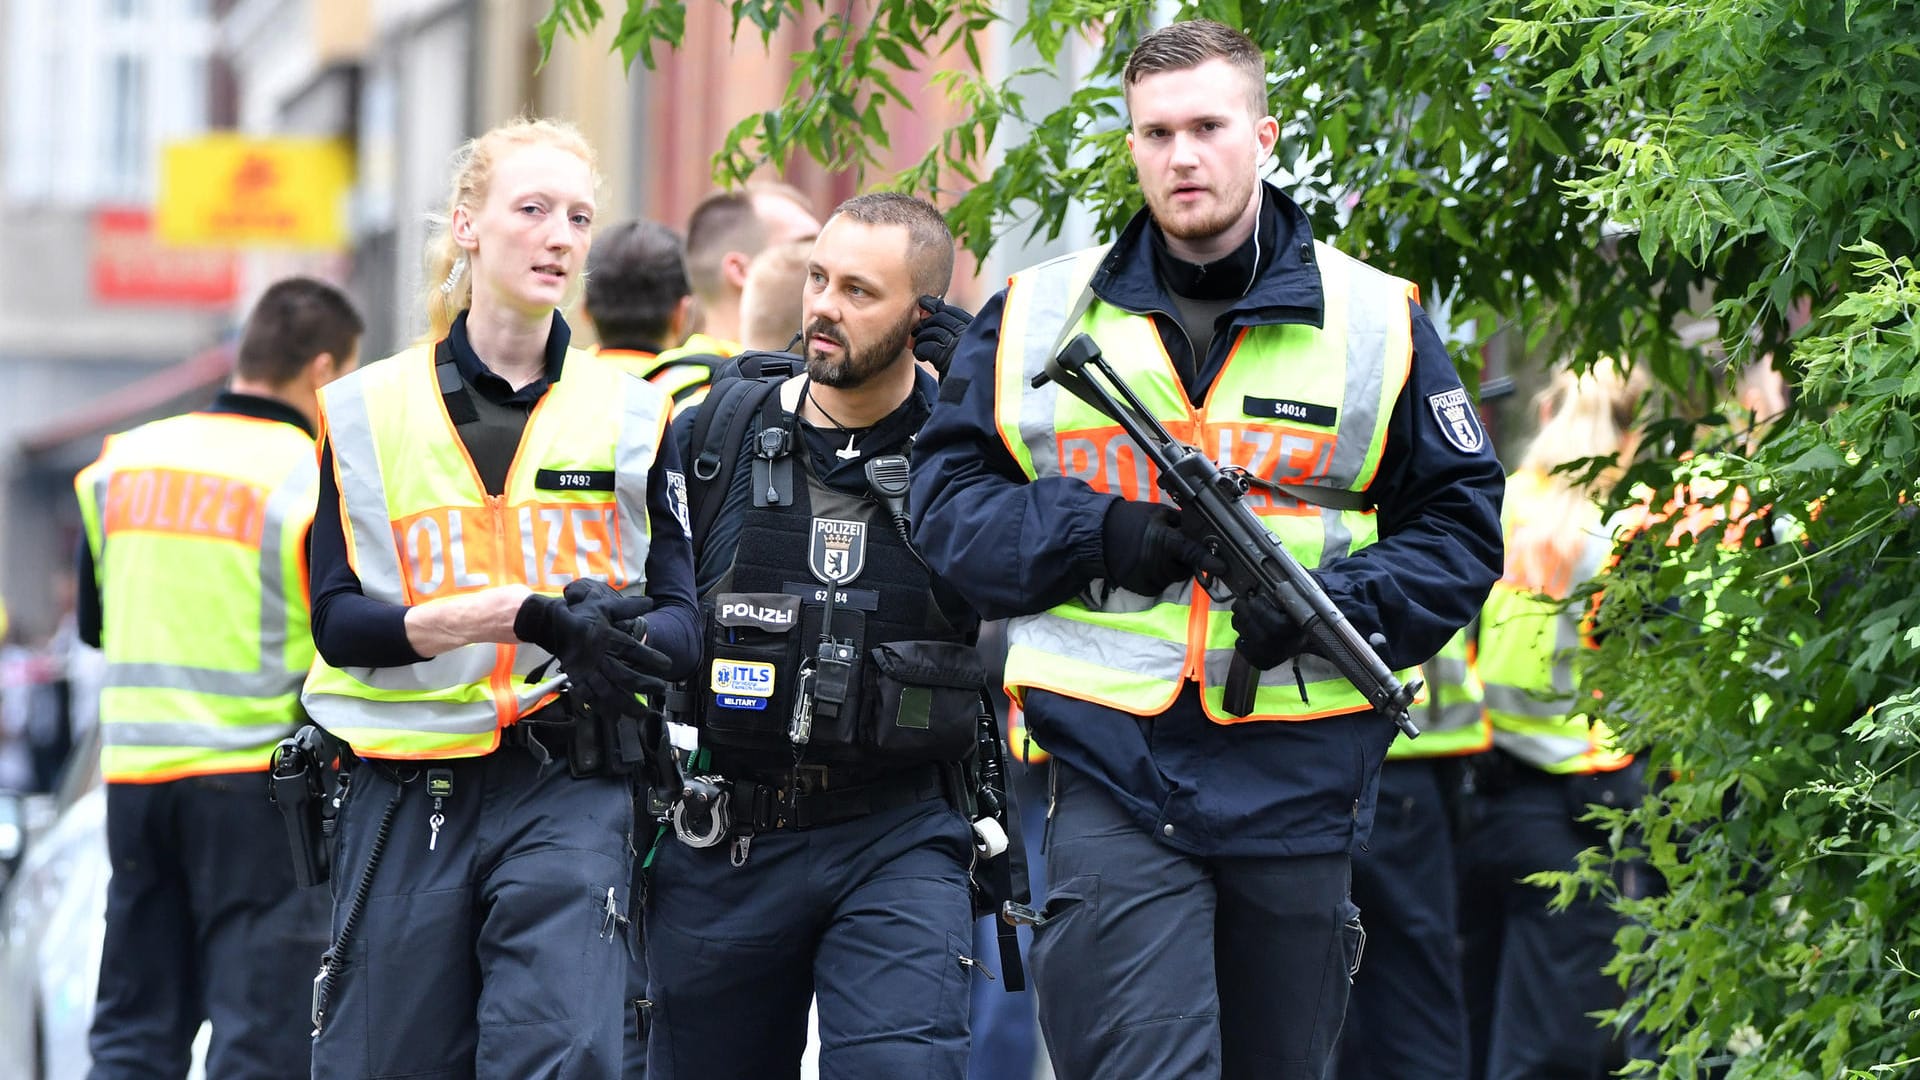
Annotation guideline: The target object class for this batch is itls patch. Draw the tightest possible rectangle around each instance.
[1427,387,1487,454]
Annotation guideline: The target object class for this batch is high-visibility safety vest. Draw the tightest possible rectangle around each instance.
[1388,628,1489,760]
[301,345,670,760]
[1478,468,1631,774]
[599,345,713,413]
[75,412,319,783]
[993,242,1421,723]
[645,332,741,412]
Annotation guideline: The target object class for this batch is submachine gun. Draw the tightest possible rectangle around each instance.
[1033,333,1423,737]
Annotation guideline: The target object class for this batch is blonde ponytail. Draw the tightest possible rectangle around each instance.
[1507,359,1646,596]
[419,116,601,342]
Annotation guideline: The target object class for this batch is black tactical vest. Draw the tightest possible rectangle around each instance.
[696,398,972,765]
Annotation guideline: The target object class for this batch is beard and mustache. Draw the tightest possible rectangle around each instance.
[804,306,917,389]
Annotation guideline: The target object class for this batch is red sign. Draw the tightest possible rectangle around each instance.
[91,207,239,306]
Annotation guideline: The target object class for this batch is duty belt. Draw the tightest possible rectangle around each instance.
[720,763,946,832]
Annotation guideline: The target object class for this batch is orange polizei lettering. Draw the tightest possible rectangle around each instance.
[103,468,268,547]
[1055,422,1337,514]
[392,502,624,603]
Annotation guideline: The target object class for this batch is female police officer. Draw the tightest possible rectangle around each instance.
[300,117,699,1080]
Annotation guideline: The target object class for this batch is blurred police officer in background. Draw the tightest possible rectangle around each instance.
[585,219,697,402]
[1335,627,1486,1080]
[737,239,813,354]
[301,117,698,1080]
[75,276,361,1079]
[911,19,1505,1079]
[1463,363,1645,1080]
[647,184,822,406]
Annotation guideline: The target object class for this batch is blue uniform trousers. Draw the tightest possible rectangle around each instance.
[1030,764,1361,1080]
[90,774,331,1080]
[310,740,635,1080]
[1335,758,1470,1080]
[967,760,1049,1080]
[643,794,975,1079]
[1459,769,1627,1080]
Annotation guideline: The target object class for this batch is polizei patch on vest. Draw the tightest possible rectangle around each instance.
[534,468,616,492]
[1243,396,1337,427]
[711,659,775,710]
[713,593,800,632]
[809,517,867,584]
[1427,387,1486,454]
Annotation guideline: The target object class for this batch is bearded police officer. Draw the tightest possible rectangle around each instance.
[910,20,1505,1079]
[645,192,1005,1079]
[75,277,362,1079]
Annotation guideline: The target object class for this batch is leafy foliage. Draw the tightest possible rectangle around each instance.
[543,0,1920,1073]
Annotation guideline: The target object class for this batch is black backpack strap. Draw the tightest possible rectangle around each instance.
[686,375,786,549]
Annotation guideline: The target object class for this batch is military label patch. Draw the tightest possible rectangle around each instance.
[712,659,775,710]
[1427,387,1486,454]
[809,517,867,584]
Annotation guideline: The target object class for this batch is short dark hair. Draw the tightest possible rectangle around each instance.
[235,277,363,386]
[683,182,814,305]
[826,192,955,298]
[586,220,690,352]
[1122,20,1269,117]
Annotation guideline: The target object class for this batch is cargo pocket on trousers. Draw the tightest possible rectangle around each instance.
[1026,875,1098,978]
[1342,906,1366,979]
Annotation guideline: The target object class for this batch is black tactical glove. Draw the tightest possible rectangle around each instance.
[561,579,672,677]
[514,589,668,718]
[1102,500,1221,597]
[912,295,973,377]
[1230,593,1308,670]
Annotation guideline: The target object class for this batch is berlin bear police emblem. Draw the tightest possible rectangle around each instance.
[1427,387,1487,454]
[809,517,868,584]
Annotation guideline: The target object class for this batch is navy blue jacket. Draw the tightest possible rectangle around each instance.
[910,186,1504,857]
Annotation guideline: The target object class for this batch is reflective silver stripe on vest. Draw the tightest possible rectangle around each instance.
[1420,652,1481,734]
[103,720,295,751]
[320,373,408,602]
[613,374,666,586]
[1487,532,1612,766]
[1007,607,1190,675]
[104,663,302,699]
[1495,723,1597,771]
[1011,248,1105,479]
[328,646,502,696]
[257,457,316,675]
[1316,243,1399,494]
[302,695,500,736]
[310,672,566,737]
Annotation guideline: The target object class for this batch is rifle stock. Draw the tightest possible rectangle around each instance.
[1035,333,1422,736]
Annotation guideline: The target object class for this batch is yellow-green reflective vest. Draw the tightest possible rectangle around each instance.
[646,332,741,413]
[993,243,1421,723]
[1388,628,1489,760]
[75,412,318,783]
[1478,468,1631,774]
[301,344,670,760]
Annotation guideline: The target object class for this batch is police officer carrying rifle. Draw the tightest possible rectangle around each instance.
[911,20,1505,1079]
[644,192,1014,1079]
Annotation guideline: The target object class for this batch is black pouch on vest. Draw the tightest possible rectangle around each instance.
[861,640,986,763]
[799,604,867,756]
[700,592,802,749]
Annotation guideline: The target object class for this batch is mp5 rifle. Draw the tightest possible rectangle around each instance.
[1033,333,1422,737]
